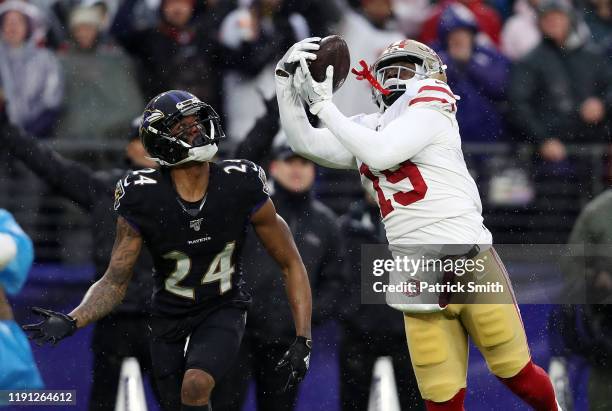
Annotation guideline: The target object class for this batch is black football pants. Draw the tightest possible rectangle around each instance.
[149,306,247,411]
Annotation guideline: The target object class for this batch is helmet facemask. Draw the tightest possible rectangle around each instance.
[164,98,223,147]
[374,58,427,108]
[143,97,225,166]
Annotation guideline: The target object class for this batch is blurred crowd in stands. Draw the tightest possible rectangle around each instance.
[0,0,610,146]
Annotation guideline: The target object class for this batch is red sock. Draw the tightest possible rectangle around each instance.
[425,388,466,411]
[498,360,558,411]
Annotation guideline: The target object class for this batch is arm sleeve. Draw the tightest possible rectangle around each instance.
[317,102,447,170]
[2,124,101,210]
[276,76,357,169]
[240,161,270,215]
[113,174,144,232]
[0,210,33,296]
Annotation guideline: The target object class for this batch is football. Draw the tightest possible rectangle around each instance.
[286,35,351,92]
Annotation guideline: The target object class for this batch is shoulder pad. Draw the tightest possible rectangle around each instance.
[219,159,270,202]
[407,79,458,114]
[114,168,159,211]
[218,159,261,176]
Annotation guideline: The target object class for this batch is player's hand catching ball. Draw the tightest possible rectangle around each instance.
[275,37,321,80]
[275,336,312,391]
[22,307,77,346]
[295,57,334,116]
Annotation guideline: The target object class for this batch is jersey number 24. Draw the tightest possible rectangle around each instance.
[162,242,236,299]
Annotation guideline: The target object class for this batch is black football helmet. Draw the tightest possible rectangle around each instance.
[140,90,225,166]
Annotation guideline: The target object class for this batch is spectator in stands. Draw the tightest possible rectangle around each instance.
[232,92,281,168]
[338,193,424,411]
[583,0,612,50]
[564,189,612,304]
[347,0,432,35]
[27,0,71,48]
[419,0,502,47]
[55,5,143,142]
[501,0,592,61]
[501,0,543,61]
[509,0,612,164]
[332,0,403,117]
[0,119,160,411]
[0,0,63,138]
[214,146,347,411]
[2,0,49,45]
[84,0,116,36]
[548,189,612,410]
[111,0,225,106]
[356,0,395,29]
[391,0,432,38]
[279,0,342,38]
[435,4,510,142]
[219,0,308,142]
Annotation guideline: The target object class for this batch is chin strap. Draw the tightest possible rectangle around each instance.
[351,60,391,96]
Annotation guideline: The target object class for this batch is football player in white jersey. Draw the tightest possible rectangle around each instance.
[275,38,561,411]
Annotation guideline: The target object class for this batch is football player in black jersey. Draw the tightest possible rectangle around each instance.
[23,90,313,411]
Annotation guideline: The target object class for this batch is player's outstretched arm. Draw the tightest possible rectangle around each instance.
[251,199,313,390]
[22,216,142,346]
[69,216,142,327]
[317,104,445,170]
[275,39,356,170]
[1,123,103,210]
[296,59,447,170]
[251,199,312,338]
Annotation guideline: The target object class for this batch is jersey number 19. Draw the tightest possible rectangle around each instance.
[360,160,428,218]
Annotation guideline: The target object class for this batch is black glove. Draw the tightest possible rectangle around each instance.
[22,307,77,346]
[275,336,312,391]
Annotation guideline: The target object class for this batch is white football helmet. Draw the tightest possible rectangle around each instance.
[370,40,447,110]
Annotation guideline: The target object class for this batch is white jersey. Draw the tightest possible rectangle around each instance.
[350,79,492,246]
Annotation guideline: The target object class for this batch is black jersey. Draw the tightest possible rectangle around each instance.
[114,160,269,316]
